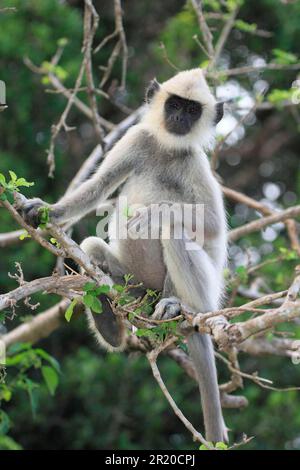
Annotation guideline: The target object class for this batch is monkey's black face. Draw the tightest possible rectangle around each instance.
[164,95,203,136]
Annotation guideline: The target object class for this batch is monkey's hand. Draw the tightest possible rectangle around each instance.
[152,297,181,320]
[21,198,50,228]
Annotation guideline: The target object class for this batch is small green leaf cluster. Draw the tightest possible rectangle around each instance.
[267,88,295,107]
[279,247,298,261]
[0,171,34,204]
[235,265,248,284]
[113,274,141,308]
[136,320,179,343]
[0,342,61,449]
[41,60,68,85]
[65,282,111,322]
[235,19,257,33]
[199,441,228,450]
[272,48,298,65]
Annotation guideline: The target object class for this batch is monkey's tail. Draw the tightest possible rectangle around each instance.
[161,237,228,443]
[86,294,126,352]
[187,332,228,443]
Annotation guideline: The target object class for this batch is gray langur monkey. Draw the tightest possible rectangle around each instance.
[22,69,228,443]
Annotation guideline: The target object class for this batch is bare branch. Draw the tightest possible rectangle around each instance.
[147,342,212,448]
[0,230,25,248]
[0,274,87,312]
[208,61,300,79]
[1,300,69,347]
[191,0,214,58]
[83,0,105,142]
[223,186,300,254]
[97,0,128,90]
[229,205,300,241]
[209,5,239,70]
[114,0,128,90]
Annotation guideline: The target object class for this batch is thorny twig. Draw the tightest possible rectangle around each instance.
[96,0,128,91]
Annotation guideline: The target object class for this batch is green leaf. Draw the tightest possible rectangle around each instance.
[65,299,78,322]
[38,206,50,227]
[23,378,39,417]
[0,410,11,434]
[41,76,50,85]
[50,237,60,248]
[118,295,135,306]
[8,170,17,183]
[279,247,298,261]
[84,282,111,295]
[57,37,69,47]
[42,61,55,73]
[123,205,133,218]
[94,284,110,295]
[136,328,155,338]
[5,190,14,204]
[235,19,257,33]
[0,435,22,450]
[267,88,293,106]
[0,386,12,402]
[83,282,97,292]
[272,48,298,65]
[128,312,135,321]
[113,284,124,293]
[200,59,209,69]
[6,351,34,367]
[54,65,68,81]
[42,366,59,396]
[235,265,248,283]
[143,304,153,315]
[15,177,34,188]
[83,293,95,308]
[226,0,243,12]
[7,342,32,355]
[0,173,6,186]
[199,441,213,450]
[124,273,134,284]
[19,231,31,240]
[34,349,61,374]
[215,442,228,450]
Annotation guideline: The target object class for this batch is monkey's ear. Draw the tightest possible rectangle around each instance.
[214,102,224,124]
[145,78,161,103]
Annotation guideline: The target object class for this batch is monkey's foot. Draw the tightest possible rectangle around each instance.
[20,198,46,228]
[86,294,126,352]
[152,297,181,320]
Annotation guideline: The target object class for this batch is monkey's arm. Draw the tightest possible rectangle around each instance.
[22,126,141,227]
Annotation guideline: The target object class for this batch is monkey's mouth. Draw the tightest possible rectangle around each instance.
[165,121,193,136]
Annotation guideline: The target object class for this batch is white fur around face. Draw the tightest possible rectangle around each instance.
[141,69,217,151]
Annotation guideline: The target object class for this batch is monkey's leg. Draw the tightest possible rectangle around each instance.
[80,237,133,352]
[157,238,228,443]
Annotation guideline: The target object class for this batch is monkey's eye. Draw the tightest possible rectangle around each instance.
[169,100,181,110]
[187,104,200,115]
